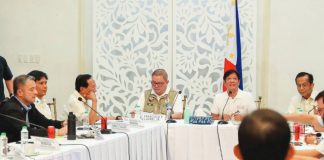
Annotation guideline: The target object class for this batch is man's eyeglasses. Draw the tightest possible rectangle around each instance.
[151,81,165,87]
[312,105,324,113]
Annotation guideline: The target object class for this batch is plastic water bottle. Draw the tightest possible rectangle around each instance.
[21,125,29,153]
[135,105,142,119]
[184,106,191,124]
[82,110,89,130]
[0,132,8,157]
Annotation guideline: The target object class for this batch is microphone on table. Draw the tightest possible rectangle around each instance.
[78,97,112,134]
[166,91,181,123]
[0,112,47,138]
[218,91,232,125]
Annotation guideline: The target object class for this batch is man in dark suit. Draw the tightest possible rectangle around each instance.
[0,75,66,143]
[0,56,13,101]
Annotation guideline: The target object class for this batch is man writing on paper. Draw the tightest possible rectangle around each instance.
[135,69,183,119]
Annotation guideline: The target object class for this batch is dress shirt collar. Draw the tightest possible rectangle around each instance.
[14,96,32,111]
[73,90,86,102]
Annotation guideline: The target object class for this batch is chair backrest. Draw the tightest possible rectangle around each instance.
[47,98,57,120]
[182,95,187,118]
[254,96,262,110]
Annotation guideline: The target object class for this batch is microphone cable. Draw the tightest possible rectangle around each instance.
[216,123,224,160]
[59,143,91,160]
[166,123,170,160]
[113,131,131,160]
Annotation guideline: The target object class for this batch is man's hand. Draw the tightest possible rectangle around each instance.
[233,114,244,121]
[86,92,97,102]
[223,114,231,121]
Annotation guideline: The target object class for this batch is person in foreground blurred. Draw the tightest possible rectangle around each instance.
[233,109,294,160]
[211,69,256,121]
[234,109,318,160]
[135,69,183,119]
[0,75,66,143]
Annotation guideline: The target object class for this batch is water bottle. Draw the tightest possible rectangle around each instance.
[82,110,89,130]
[184,106,191,124]
[0,132,8,157]
[67,112,76,140]
[134,105,142,119]
[21,125,29,153]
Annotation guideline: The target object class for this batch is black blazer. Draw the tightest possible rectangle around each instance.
[0,97,63,143]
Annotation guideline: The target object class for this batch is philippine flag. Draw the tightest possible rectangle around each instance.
[223,0,243,91]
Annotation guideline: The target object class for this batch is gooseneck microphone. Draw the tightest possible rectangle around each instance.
[166,91,181,123]
[218,91,232,124]
[78,97,111,134]
[0,112,46,130]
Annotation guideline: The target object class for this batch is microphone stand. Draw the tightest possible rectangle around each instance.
[78,97,112,134]
[218,91,232,125]
[166,92,181,123]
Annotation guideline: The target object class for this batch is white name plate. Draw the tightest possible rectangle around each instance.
[140,112,165,121]
[31,136,60,150]
[109,120,129,131]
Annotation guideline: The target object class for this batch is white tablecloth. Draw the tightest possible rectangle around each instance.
[31,122,166,160]
[166,121,239,160]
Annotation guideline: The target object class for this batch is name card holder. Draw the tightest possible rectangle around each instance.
[31,136,60,150]
[189,116,214,125]
[109,120,129,131]
[140,112,165,121]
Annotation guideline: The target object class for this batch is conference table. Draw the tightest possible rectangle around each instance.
[166,121,239,160]
[15,122,167,160]
[10,120,318,160]
[27,120,239,160]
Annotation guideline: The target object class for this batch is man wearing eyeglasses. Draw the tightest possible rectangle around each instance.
[286,90,324,132]
[291,90,324,159]
[288,72,318,114]
[135,69,183,119]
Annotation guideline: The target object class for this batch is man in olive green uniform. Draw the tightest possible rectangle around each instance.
[136,69,183,119]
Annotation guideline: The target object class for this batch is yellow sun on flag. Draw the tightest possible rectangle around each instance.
[229,53,235,60]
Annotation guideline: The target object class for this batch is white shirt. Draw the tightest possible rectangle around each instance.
[211,90,256,115]
[136,87,183,113]
[61,91,89,124]
[316,137,324,155]
[288,91,318,114]
[34,97,52,119]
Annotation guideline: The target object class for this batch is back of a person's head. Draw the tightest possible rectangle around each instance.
[237,109,291,160]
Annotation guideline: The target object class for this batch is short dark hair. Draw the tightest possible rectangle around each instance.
[238,109,291,160]
[27,70,48,81]
[75,74,92,92]
[13,75,35,95]
[295,72,313,84]
[315,90,324,103]
[223,69,240,81]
